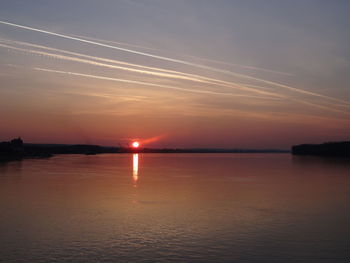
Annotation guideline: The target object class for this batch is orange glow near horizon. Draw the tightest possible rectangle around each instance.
[132,141,140,148]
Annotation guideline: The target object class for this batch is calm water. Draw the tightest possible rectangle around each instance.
[1,153,350,262]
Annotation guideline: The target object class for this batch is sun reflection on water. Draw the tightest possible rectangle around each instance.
[133,154,139,183]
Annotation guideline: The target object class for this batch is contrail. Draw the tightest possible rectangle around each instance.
[33,67,275,99]
[31,67,350,116]
[3,40,350,113]
[0,20,198,65]
[0,39,284,98]
[184,55,294,76]
[0,42,208,82]
[1,20,348,105]
[0,38,197,77]
[292,99,350,116]
[69,33,156,51]
[74,34,293,76]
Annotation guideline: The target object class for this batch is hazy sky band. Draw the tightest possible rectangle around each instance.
[0,39,283,99]
[1,20,348,106]
[0,1,349,148]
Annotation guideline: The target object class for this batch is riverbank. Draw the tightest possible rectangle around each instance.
[0,138,289,163]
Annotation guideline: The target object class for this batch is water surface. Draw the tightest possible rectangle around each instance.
[1,153,350,262]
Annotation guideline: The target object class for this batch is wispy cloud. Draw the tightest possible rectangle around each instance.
[73,33,294,76]
[1,20,348,107]
[0,39,282,99]
[69,33,156,51]
[33,67,272,98]
[185,55,294,77]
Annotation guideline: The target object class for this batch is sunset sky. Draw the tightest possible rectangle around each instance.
[1,0,350,149]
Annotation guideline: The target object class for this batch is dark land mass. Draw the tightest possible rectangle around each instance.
[292,141,350,157]
[24,143,120,155]
[0,138,289,162]
[27,146,288,155]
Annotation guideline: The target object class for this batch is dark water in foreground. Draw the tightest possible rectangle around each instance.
[1,153,350,262]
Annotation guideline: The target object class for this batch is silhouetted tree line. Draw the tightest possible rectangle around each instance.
[1,137,290,163]
[24,144,120,155]
[292,141,350,157]
[0,137,25,162]
[0,138,122,162]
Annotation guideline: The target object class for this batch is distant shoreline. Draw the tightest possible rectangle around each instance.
[0,138,289,163]
[292,141,350,157]
[3,138,350,163]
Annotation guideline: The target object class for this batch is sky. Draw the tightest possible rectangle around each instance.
[0,0,350,149]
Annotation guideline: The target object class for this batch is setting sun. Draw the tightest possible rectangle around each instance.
[1,1,350,262]
[132,141,140,148]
